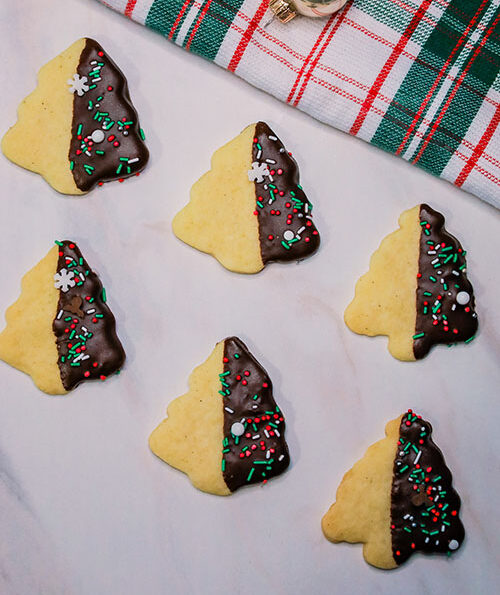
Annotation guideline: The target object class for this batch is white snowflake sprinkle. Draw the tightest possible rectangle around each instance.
[67,74,89,96]
[247,161,270,183]
[54,268,76,292]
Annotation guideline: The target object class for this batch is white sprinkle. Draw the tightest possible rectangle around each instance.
[252,434,260,440]
[91,129,105,143]
[230,422,244,436]
[266,451,271,459]
[452,270,460,276]
[279,148,285,153]
[256,149,262,160]
[456,291,470,305]
[278,454,285,461]
[57,310,63,320]
[224,407,234,414]
[269,135,277,141]
[431,258,439,264]
[90,60,97,65]
[93,77,102,83]
[427,250,437,255]
[265,159,276,164]
[86,309,96,315]
[274,429,280,437]
[435,540,439,546]
[128,157,139,165]
[304,204,309,213]
[414,450,422,465]
[79,273,85,282]
[452,304,457,311]
[264,430,270,438]
[252,405,258,409]
[81,326,88,333]
[297,226,305,234]
[425,537,430,544]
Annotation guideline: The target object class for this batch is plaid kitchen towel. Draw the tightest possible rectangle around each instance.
[98,0,500,208]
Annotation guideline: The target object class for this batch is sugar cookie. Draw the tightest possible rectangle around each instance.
[2,38,148,194]
[322,410,465,569]
[149,337,290,495]
[172,122,320,273]
[0,241,125,394]
[344,204,478,360]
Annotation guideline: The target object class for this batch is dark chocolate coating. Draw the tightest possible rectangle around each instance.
[69,38,149,192]
[413,204,478,359]
[391,410,465,565]
[221,337,290,492]
[53,241,125,391]
[252,122,320,264]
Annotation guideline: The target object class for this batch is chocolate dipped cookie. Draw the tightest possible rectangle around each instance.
[172,122,320,273]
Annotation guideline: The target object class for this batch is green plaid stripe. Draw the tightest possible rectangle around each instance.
[187,0,245,58]
[372,0,498,175]
[146,0,244,59]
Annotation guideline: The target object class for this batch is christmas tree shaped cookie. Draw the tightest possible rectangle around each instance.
[172,122,320,273]
[0,241,125,394]
[322,410,465,569]
[149,337,290,495]
[2,38,148,194]
[344,204,478,360]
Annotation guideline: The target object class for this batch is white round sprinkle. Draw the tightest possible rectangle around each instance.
[283,230,295,241]
[448,539,460,551]
[231,422,245,437]
[456,291,470,305]
[91,129,105,143]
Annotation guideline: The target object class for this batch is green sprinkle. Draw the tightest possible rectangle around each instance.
[221,459,226,472]
[139,128,146,141]
[429,276,437,282]
[398,465,409,473]
[234,354,240,359]
[413,332,425,339]
[247,468,255,482]
[102,288,107,303]
[465,336,475,344]
[281,241,291,250]
[95,150,105,155]
[70,160,74,171]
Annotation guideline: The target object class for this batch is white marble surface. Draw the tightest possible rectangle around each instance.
[1,2,499,594]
